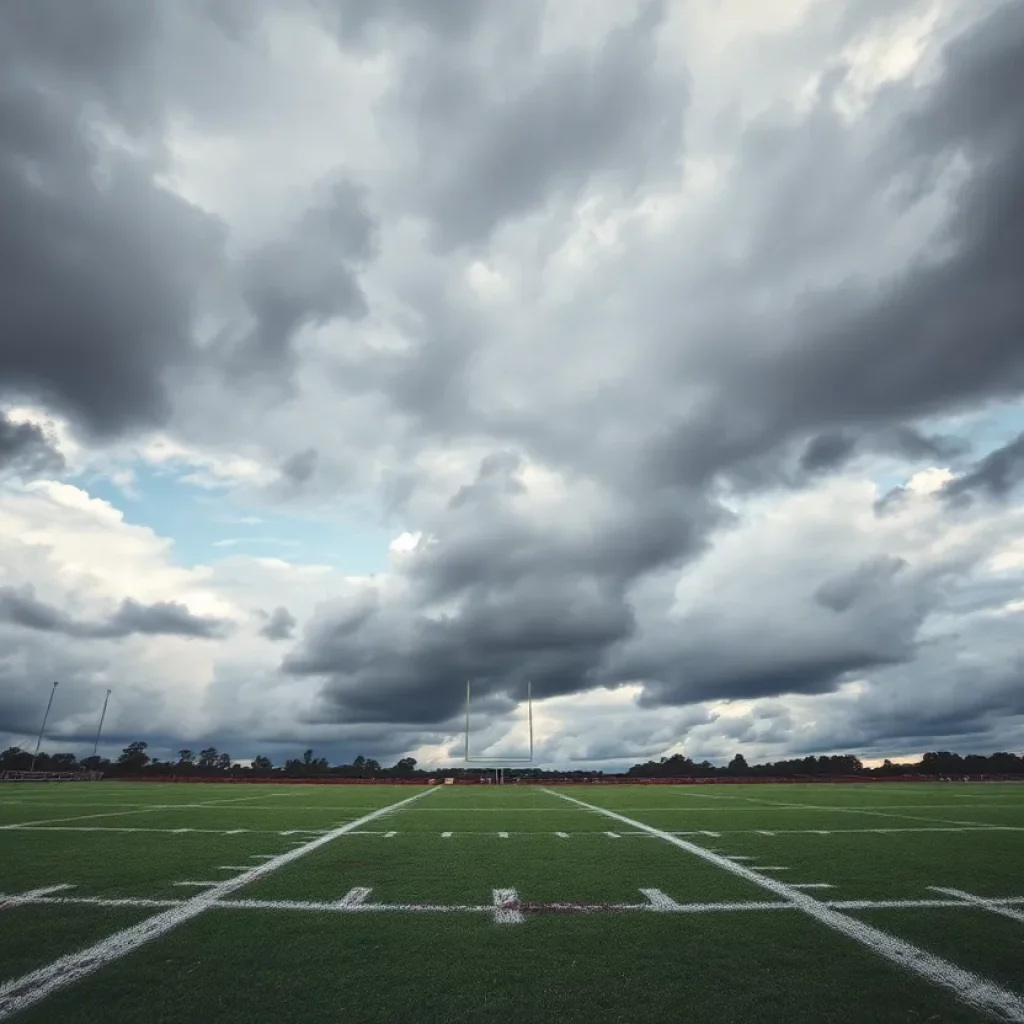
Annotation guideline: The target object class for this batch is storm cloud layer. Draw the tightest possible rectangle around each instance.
[1,0,1023,766]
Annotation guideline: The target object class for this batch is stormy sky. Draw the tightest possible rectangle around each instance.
[1,0,1023,770]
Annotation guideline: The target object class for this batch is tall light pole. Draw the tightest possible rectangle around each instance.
[31,681,58,772]
[92,689,112,759]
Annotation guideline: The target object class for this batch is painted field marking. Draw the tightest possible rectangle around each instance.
[640,889,683,911]
[723,794,997,831]
[384,831,397,838]
[701,831,721,837]
[0,885,72,909]
[930,888,1024,925]
[756,830,776,836]
[337,887,372,908]
[0,792,290,831]
[792,883,834,890]
[8,887,1024,919]
[441,831,453,838]
[544,789,1024,1022]
[605,831,620,838]
[252,854,278,860]
[0,786,440,1021]
[754,866,791,872]
[497,831,509,839]
[173,881,220,888]
[555,832,569,838]
[492,889,524,924]
[726,855,753,861]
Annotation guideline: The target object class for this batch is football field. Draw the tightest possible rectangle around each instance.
[2,781,1023,1023]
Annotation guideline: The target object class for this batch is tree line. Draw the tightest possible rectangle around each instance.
[2,744,1022,779]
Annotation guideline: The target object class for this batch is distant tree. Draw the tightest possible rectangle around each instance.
[116,741,150,770]
[178,749,195,765]
[727,753,749,775]
[51,753,78,768]
[252,755,273,771]
[352,755,366,771]
[216,752,231,771]
[197,747,219,769]
[1,747,31,770]
[393,757,417,775]
[364,758,381,774]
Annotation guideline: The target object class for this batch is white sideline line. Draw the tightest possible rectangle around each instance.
[544,789,1024,1022]
[555,832,569,838]
[0,786,439,1021]
[441,831,453,838]
[492,889,523,924]
[497,831,509,839]
[931,888,1024,925]
[384,831,397,838]
[755,866,791,872]
[792,883,834,890]
[216,866,252,871]
[173,881,219,888]
[726,855,753,861]
[701,831,721,837]
[756,830,775,836]
[605,831,620,838]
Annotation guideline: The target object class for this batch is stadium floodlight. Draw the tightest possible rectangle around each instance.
[92,689,112,758]
[30,681,58,771]
[464,680,534,764]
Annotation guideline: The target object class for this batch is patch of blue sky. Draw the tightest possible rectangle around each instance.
[68,462,395,575]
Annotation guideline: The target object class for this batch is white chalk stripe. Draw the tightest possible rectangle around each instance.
[0,885,73,908]
[216,866,254,871]
[543,789,1024,1023]
[173,881,220,888]
[336,887,373,907]
[384,831,397,838]
[701,831,721,837]
[8,890,1024,917]
[492,889,523,924]
[640,888,683,911]
[791,883,834,890]
[555,832,569,838]
[605,831,620,838]
[0,785,441,1021]
[754,866,791,871]
[725,855,753,861]
[497,831,509,839]
[756,830,775,836]
[930,888,1024,925]
[441,832,453,838]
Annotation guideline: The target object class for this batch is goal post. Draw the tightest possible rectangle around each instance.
[464,680,534,767]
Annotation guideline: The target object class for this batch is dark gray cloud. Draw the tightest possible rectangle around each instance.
[280,448,319,487]
[942,433,1024,503]
[814,555,908,613]
[259,606,297,641]
[230,178,376,370]
[0,413,65,477]
[0,0,227,438]
[0,586,232,640]
[376,0,685,249]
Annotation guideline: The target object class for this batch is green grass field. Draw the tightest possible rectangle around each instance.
[2,781,1024,1023]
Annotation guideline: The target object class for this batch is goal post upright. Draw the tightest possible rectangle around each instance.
[464,680,535,771]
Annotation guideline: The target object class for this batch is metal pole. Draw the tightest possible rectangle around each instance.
[465,680,471,761]
[92,689,112,758]
[31,681,58,771]
[528,681,534,762]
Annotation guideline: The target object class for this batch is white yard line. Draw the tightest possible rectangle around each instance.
[7,887,1024,917]
[0,792,286,830]
[930,888,1024,925]
[545,789,1024,1022]
[0,786,439,1021]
